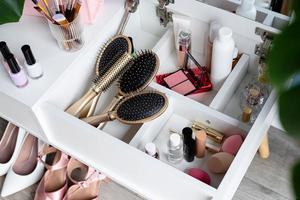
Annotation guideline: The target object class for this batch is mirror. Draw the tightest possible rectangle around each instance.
[196,0,291,30]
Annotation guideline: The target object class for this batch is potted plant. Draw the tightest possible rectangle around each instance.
[0,0,25,25]
[268,1,300,199]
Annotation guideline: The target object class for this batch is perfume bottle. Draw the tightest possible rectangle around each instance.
[177,30,192,69]
[240,76,270,124]
[167,133,183,164]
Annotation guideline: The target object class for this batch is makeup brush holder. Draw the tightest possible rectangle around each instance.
[47,14,85,52]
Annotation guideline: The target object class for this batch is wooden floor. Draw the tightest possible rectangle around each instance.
[0,119,299,200]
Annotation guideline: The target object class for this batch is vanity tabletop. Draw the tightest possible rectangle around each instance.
[0,0,123,107]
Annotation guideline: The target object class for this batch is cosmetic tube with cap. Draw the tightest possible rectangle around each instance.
[6,53,28,88]
[21,45,43,79]
[182,127,196,162]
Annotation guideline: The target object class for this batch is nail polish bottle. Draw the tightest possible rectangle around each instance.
[0,41,11,59]
[145,143,159,159]
[6,53,28,88]
[0,41,12,72]
[182,127,196,162]
[21,45,43,79]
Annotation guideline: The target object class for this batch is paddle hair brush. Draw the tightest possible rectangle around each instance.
[82,91,168,127]
[80,35,133,118]
[65,36,133,117]
[97,50,159,129]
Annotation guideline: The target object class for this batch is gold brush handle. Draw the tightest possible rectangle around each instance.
[97,95,123,129]
[65,89,98,117]
[79,100,93,118]
[86,94,101,117]
[259,133,270,159]
[82,113,114,127]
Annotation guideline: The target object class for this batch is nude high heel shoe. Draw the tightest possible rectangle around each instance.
[0,123,26,176]
[1,134,44,197]
[34,145,69,200]
[63,158,107,200]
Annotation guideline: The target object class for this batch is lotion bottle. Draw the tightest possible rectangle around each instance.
[236,0,257,21]
[210,27,237,90]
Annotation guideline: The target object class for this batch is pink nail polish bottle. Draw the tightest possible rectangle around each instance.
[6,53,28,88]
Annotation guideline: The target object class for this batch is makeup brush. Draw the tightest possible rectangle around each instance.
[66,35,133,117]
[38,0,53,16]
[82,91,168,126]
[52,13,69,27]
[80,35,133,118]
[33,6,55,23]
[70,0,82,21]
[97,50,159,129]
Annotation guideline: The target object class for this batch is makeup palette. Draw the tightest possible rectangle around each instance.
[156,67,212,96]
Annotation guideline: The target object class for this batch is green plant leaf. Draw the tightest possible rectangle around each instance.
[292,160,300,199]
[268,19,300,91]
[279,84,300,138]
[0,0,25,25]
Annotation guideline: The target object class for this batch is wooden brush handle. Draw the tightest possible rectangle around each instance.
[259,133,270,159]
[82,113,114,127]
[65,89,98,117]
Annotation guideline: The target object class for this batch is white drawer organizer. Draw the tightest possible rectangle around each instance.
[0,0,288,199]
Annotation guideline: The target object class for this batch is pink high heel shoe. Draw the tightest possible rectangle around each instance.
[34,145,69,200]
[63,158,107,200]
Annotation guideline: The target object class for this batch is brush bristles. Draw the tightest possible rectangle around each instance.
[116,92,167,122]
[118,50,159,94]
[92,53,132,93]
[96,36,131,77]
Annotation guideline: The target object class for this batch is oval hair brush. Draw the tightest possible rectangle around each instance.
[82,91,168,127]
[65,35,133,117]
[97,50,159,129]
[79,35,133,118]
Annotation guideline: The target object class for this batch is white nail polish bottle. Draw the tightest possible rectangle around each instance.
[21,45,43,79]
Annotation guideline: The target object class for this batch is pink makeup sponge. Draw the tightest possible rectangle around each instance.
[187,168,211,185]
[221,135,243,155]
[207,152,234,174]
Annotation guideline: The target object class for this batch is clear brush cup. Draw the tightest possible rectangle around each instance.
[47,13,85,52]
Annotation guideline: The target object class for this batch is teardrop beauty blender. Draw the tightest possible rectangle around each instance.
[207,152,234,174]
[221,135,243,156]
[187,168,211,185]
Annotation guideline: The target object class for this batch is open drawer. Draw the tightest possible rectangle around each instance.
[35,0,279,199]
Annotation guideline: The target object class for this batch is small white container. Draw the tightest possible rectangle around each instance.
[236,0,257,21]
[210,27,237,90]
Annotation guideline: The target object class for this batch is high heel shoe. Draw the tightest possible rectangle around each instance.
[63,158,107,200]
[0,123,26,176]
[1,134,44,197]
[34,145,69,200]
